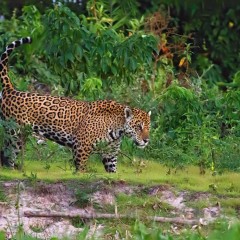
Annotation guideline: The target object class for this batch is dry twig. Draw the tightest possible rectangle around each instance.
[24,210,201,226]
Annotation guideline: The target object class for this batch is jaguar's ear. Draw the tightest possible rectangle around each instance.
[124,107,133,121]
[148,111,151,117]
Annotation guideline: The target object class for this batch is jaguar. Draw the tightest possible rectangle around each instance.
[0,37,151,172]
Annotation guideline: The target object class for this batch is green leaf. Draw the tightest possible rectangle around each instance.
[111,65,118,75]
[77,226,89,240]
[65,51,74,63]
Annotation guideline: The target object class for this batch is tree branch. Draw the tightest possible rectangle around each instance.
[24,210,201,225]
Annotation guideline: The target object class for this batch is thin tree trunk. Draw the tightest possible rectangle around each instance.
[24,210,200,225]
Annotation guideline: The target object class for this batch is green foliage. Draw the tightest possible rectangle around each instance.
[132,221,240,240]
[5,220,240,240]
[19,4,157,95]
[149,1,240,83]
[0,2,240,174]
[0,183,7,202]
[150,80,240,172]
[86,0,141,25]
[81,77,103,100]
[133,221,173,240]
[0,231,6,240]
[0,118,19,160]
[76,226,90,240]
[75,188,93,208]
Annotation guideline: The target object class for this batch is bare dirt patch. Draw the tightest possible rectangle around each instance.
[0,180,222,239]
[0,181,97,239]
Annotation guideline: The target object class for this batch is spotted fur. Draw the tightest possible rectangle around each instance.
[0,37,151,172]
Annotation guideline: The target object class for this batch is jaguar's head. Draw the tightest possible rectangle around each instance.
[124,107,151,148]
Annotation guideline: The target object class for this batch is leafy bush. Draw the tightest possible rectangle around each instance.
[131,221,240,240]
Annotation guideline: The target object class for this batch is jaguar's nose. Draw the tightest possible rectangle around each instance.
[143,138,149,144]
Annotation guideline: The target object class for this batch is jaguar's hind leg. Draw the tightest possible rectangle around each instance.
[72,140,93,172]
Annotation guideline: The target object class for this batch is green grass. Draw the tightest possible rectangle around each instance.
[0,183,7,202]
[0,139,237,197]
[1,142,240,240]
[1,158,240,197]
[116,190,175,214]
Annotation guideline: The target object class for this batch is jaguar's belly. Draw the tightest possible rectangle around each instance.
[33,125,74,147]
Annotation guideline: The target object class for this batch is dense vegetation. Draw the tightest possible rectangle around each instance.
[0,0,239,173]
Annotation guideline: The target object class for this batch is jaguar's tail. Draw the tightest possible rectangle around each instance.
[0,37,32,90]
